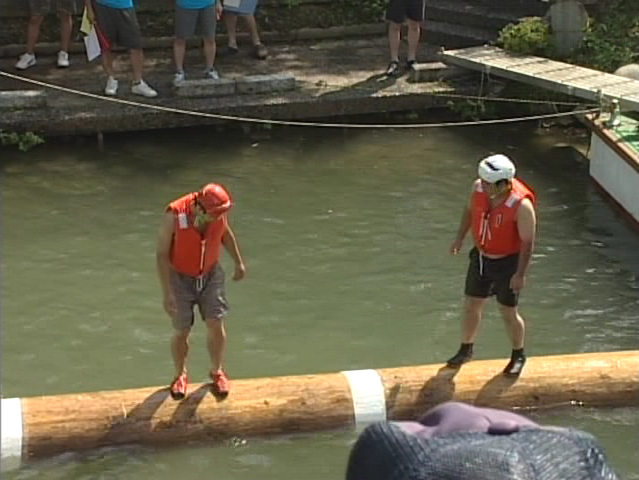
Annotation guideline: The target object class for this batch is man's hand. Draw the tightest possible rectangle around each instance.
[233,261,246,281]
[215,3,223,20]
[163,291,178,319]
[509,273,526,293]
[450,238,463,255]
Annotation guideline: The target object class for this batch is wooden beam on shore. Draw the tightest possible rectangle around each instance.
[2,350,638,471]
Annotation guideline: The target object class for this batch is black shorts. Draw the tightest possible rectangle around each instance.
[464,247,520,307]
[385,0,426,24]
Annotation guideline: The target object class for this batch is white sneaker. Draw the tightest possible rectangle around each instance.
[16,53,36,70]
[205,68,219,80]
[173,71,185,86]
[131,80,158,98]
[57,51,70,68]
[105,76,119,96]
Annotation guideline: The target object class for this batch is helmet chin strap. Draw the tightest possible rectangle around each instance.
[487,182,510,199]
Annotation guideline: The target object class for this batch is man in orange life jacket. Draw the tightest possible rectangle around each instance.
[156,183,246,399]
[447,154,537,376]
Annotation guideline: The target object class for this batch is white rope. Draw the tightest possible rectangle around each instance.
[0,70,600,130]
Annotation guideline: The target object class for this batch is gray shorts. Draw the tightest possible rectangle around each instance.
[94,3,142,50]
[169,263,229,331]
[29,0,77,15]
[175,5,217,39]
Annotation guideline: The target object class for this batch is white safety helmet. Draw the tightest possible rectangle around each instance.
[478,154,516,183]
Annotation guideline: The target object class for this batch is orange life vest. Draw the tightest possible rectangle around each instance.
[470,178,535,256]
[167,193,226,277]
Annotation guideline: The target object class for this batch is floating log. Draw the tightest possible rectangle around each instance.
[2,350,638,471]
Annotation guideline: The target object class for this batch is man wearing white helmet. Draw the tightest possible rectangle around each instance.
[447,154,537,376]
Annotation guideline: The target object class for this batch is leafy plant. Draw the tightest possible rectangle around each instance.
[342,0,387,20]
[568,0,639,71]
[0,130,45,152]
[497,17,551,56]
[446,99,496,121]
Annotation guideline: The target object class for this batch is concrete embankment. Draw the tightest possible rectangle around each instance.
[0,34,482,138]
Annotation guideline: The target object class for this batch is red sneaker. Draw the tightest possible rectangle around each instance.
[170,372,188,400]
[210,370,230,396]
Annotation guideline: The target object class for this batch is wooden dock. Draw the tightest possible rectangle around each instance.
[440,46,639,111]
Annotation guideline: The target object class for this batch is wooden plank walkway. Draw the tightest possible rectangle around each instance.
[440,46,639,111]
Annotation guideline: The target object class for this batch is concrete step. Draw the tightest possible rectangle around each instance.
[425,0,524,30]
[424,20,497,49]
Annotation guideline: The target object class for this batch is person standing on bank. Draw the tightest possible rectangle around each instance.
[384,0,425,76]
[173,0,223,86]
[221,0,268,60]
[156,183,246,399]
[16,0,75,70]
[84,0,158,97]
[447,154,537,376]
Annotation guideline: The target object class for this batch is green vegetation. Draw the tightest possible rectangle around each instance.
[342,0,386,21]
[570,0,639,72]
[497,0,638,72]
[498,17,552,56]
[0,130,45,152]
[446,98,497,122]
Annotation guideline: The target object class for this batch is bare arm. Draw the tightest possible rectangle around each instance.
[455,203,472,242]
[222,222,244,266]
[222,221,246,281]
[515,198,536,277]
[453,181,477,244]
[156,211,175,297]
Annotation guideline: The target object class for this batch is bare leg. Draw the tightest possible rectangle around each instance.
[174,37,186,72]
[499,304,527,376]
[406,19,421,62]
[101,49,116,77]
[387,21,401,62]
[242,14,261,46]
[461,296,487,343]
[59,13,73,52]
[171,328,190,376]
[446,296,487,367]
[224,12,238,48]
[498,304,525,350]
[26,16,44,54]
[129,48,144,83]
[205,317,226,373]
[203,37,217,70]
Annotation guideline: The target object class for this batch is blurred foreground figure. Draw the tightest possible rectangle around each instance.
[346,401,620,480]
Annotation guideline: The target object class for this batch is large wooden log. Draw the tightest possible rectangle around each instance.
[1,350,638,471]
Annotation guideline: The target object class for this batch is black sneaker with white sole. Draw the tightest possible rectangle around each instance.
[385,60,401,76]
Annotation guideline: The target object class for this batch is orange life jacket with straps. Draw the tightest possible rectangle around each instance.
[167,193,226,277]
[470,178,535,256]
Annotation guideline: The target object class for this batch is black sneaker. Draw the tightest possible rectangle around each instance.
[446,345,473,368]
[406,59,417,70]
[503,352,526,377]
[385,60,401,76]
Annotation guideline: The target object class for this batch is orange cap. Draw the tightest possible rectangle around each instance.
[197,183,232,214]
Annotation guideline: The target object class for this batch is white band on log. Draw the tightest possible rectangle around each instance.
[340,369,387,428]
[1,397,23,472]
